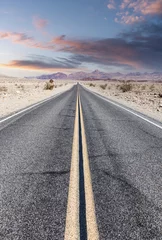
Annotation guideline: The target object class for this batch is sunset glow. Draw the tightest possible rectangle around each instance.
[0,0,162,77]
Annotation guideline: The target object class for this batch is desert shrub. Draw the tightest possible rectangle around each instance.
[119,83,133,92]
[89,83,96,87]
[0,86,7,92]
[44,79,54,90]
[158,93,162,98]
[17,84,25,91]
[100,84,107,90]
[141,85,146,90]
[150,84,155,91]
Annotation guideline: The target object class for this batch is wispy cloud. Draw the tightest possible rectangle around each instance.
[0,55,80,71]
[33,16,48,29]
[0,31,55,50]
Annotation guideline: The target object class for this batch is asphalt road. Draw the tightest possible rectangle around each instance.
[0,86,77,240]
[80,85,162,240]
[1,84,162,240]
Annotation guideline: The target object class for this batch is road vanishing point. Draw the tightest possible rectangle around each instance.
[1,84,162,240]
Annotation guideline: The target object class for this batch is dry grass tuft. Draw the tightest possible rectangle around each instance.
[119,83,133,92]
[0,86,7,92]
[150,84,155,91]
[44,79,54,90]
[100,84,107,90]
[89,83,96,87]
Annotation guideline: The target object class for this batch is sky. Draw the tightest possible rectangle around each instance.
[0,0,162,77]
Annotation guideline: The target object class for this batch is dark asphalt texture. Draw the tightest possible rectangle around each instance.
[1,84,162,240]
[0,86,77,240]
[79,86,162,240]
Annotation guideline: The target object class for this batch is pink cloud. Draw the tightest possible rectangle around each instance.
[0,31,55,50]
[33,16,48,29]
[0,32,33,44]
[109,0,162,24]
[107,0,116,9]
[115,14,144,24]
[141,0,162,14]
[123,0,162,15]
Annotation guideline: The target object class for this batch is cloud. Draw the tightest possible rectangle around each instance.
[126,0,162,15]
[1,22,162,72]
[0,31,55,50]
[51,36,142,69]
[115,15,144,24]
[33,16,48,29]
[51,30,162,71]
[107,0,116,9]
[0,32,33,42]
[0,55,80,71]
[108,0,162,24]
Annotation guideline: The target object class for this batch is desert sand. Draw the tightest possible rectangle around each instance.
[84,81,162,122]
[0,77,74,118]
[1,77,162,122]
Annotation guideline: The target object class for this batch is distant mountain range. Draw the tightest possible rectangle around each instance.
[29,70,162,81]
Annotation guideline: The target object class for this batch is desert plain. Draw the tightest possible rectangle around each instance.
[1,76,162,122]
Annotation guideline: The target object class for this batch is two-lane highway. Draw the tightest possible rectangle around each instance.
[0,84,162,239]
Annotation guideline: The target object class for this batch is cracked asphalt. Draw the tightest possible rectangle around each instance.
[1,84,162,240]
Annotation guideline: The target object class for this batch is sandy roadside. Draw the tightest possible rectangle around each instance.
[0,77,75,118]
[83,81,162,122]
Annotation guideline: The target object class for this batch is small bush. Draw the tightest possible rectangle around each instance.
[150,84,155,91]
[44,79,54,90]
[141,85,146,91]
[0,86,7,92]
[89,83,96,87]
[17,84,25,90]
[100,84,107,90]
[119,83,132,92]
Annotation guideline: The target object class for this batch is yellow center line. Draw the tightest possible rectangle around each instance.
[65,89,99,240]
[64,93,80,240]
[79,94,99,240]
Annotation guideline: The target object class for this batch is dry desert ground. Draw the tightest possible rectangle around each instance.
[84,81,162,122]
[0,76,74,117]
[1,77,162,122]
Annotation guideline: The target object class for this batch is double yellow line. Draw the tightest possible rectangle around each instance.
[64,91,99,240]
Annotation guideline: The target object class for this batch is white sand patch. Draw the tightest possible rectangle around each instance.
[0,77,74,117]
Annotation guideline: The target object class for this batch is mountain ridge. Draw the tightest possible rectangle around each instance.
[28,70,162,81]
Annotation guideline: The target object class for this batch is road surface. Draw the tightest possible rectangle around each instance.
[0,84,162,239]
